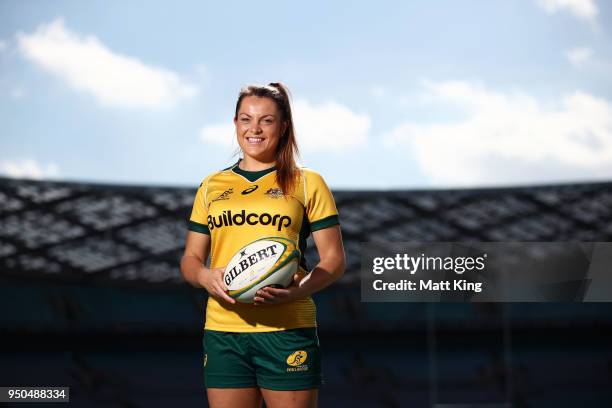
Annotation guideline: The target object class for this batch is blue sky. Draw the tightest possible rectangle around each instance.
[1,0,611,189]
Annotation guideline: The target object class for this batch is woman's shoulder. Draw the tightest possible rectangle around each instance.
[199,163,237,186]
[297,166,330,185]
[298,166,325,179]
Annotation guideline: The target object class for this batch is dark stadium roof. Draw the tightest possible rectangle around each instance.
[1,177,611,286]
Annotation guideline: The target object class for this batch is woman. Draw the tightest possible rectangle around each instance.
[180,82,346,408]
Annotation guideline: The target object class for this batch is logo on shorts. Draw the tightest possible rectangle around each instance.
[286,350,309,372]
[203,354,207,367]
[265,188,284,199]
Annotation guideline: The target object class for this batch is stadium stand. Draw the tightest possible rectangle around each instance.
[1,177,611,407]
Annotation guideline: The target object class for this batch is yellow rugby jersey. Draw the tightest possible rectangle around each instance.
[187,160,340,332]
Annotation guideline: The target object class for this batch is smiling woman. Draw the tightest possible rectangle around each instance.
[235,96,285,162]
[180,82,346,408]
[233,84,301,195]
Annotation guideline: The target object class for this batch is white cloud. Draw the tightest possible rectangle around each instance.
[566,47,592,67]
[535,0,598,23]
[200,99,371,153]
[0,39,7,51]
[16,18,198,109]
[10,88,26,99]
[384,80,612,187]
[565,48,612,73]
[200,122,236,147]
[0,159,60,180]
[293,99,370,152]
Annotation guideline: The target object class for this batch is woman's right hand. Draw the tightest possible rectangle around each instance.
[197,267,236,304]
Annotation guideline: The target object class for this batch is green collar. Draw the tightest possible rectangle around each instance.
[231,160,276,182]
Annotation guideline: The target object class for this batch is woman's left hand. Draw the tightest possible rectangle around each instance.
[253,225,346,306]
[253,276,306,306]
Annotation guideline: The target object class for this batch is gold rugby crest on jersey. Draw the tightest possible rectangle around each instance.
[265,188,284,199]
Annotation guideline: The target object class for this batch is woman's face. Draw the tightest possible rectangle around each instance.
[234,96,286,164]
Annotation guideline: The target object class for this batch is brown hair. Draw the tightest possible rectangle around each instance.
[234,82,300,195]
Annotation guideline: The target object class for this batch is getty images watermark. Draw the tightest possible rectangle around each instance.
[361,242,612,302]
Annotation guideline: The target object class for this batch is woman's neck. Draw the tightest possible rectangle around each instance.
[238,157,276,171]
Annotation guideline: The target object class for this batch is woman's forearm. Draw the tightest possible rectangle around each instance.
[297,256,346,297]
[180,255,206,288]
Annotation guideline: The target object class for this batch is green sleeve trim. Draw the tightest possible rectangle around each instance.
[310,214,340,232]
[188,220,210,235]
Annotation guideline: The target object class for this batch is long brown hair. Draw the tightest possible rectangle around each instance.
[234,82,300,195]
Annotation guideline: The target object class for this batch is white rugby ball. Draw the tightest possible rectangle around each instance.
[223,237,300,303]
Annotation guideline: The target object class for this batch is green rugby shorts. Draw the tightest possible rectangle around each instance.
[202,327,322,390]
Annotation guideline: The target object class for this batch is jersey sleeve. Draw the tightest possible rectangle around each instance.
[304,169,340,231]
[187,176,210,235]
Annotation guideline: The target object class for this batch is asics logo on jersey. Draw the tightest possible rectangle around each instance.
[242,185,259,195]
[207,210,292,231]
